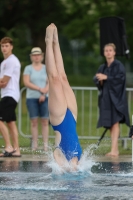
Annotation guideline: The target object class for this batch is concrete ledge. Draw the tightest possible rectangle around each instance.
[92,155,132,163]
[0,154,132,163]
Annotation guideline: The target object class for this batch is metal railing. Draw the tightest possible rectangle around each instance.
[18,87,133,147]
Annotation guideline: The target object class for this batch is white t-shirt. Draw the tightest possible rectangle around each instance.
[0,54,21,102]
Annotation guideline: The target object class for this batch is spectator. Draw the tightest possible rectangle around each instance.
[94,43,130,157]
[0,37,21,157]
[23,47,49,151]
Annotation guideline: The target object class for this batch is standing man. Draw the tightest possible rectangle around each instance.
[0,37,21,157]
[94,43,130,157]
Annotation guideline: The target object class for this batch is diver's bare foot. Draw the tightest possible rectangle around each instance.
[105,152,119,157]
[45,23,54,43]
[53,24,59,44]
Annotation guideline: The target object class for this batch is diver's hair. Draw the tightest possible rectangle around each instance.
[0,37,13,45]
[104,43,116,52]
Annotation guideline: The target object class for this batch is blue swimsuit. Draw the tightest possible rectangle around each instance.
[52,109,82,161]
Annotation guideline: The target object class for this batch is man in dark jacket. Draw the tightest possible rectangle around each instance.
[94,43,130,156]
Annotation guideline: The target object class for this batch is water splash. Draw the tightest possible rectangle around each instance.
[46,144,97,175]
[46,147,66,174]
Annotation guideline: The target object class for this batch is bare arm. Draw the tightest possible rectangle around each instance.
[39,79,49,102]
[39,79,49,94]
[0,76,11,88]
[23,74,40,91]
[23,74,49,94]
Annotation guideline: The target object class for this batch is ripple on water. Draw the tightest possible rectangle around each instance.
[0,145,133,199]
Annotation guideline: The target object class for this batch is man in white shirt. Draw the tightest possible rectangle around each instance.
[0,37,21,157]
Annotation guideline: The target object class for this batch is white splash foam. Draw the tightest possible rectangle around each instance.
[46,148,66,174]
[46,144,97,175]
[77,144,97,173]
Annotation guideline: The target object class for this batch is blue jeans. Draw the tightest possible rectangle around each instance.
[26,97,49,119]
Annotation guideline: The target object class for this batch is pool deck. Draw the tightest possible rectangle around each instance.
[0,154,132,163]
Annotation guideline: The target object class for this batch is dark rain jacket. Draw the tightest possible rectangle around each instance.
[93,59,130,128]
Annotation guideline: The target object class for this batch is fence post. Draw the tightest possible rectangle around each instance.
[132,115,133,162]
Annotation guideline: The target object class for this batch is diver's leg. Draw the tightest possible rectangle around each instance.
[53,24,77,120]
[45,24,67,125]
[45,24,69,167]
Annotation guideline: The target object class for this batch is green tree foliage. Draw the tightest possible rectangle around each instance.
[0,0,67,51]
[0,0,68,85]
[0,0,133,86]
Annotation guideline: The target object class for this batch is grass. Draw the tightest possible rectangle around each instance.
[0,85,132,156]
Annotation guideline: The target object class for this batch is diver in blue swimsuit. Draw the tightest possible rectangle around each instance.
[52,108,82,161]
[45,24,82,170]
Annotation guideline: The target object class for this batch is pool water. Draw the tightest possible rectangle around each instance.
[0,159,133,200]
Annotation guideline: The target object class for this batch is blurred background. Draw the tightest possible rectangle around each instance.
[0,0,133,153]
[0,0,132,87]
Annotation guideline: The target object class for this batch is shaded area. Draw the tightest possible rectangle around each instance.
[0,160,133,173]
[92,161,133,174]
[0,160,51,173]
